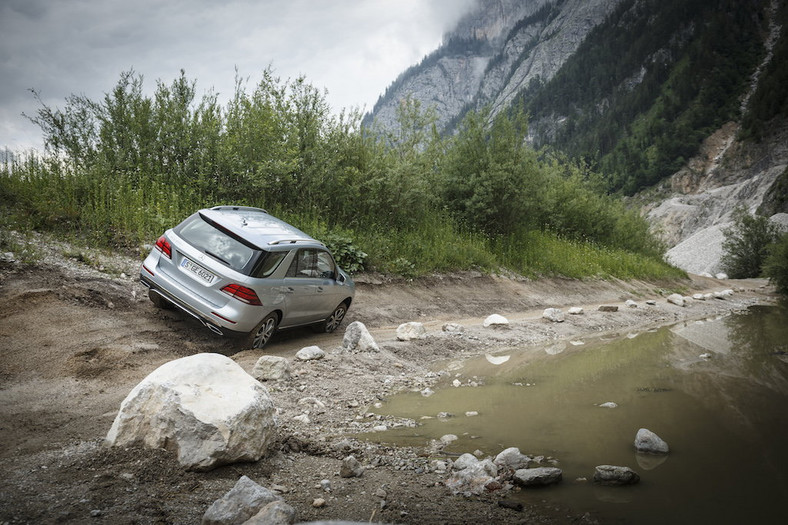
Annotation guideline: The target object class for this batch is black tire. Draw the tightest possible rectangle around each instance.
[246,312,279,349]
[317,302,347,334]
[148,289,172,309]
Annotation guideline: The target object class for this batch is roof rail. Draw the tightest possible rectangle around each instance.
[267,239,324,246]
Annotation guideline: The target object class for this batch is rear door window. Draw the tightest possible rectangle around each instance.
[286,249,336,279]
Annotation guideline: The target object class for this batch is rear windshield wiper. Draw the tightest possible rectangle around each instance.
[204,250,230,266]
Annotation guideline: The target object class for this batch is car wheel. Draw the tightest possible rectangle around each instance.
[247,313,279,349]
[319,302,347,334]
[148,289,172,309]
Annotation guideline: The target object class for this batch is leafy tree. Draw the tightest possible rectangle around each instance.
[440,105,542,235]
[721,207,781,278]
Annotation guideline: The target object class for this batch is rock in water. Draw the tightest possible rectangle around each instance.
[634,428,670,455]
[513,467,563,487]
[593,465,640,486]
[106,354,276,471]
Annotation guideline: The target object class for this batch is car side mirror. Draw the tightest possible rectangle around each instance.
[337,273,345,284]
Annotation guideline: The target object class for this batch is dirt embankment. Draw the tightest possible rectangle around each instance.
[0,239,776,525]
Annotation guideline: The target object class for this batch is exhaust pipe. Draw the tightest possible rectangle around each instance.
[202,321,224,336]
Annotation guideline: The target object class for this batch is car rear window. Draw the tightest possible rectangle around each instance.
[177,215,255,272]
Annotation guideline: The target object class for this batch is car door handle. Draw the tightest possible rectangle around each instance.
[317,286,324,293]
[280,286,295,294]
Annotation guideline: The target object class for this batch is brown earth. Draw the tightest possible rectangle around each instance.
[0,235,776,524]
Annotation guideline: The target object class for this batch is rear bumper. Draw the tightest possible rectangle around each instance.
[140,272,230,336]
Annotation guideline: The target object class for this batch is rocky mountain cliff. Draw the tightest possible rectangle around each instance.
[366,0,788,275]
[366,0,623,133]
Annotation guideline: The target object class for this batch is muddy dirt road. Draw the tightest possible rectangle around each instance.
[0,239,775,524]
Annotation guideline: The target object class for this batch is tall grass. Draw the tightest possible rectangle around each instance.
[1,153,682,280]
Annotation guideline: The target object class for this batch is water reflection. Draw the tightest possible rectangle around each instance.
[370,305,788,524]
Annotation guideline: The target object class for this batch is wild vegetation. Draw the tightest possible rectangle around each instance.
[1,69,681,280]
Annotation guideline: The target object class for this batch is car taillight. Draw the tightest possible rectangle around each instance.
[155,235,172,259]
[221,284,262,306]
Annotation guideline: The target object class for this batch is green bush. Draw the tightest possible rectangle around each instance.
[764,233,788,296]
[320,233,367,274]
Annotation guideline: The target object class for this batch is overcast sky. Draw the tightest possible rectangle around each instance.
[0,0,476,152]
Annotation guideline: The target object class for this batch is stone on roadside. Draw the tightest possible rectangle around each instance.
[483,314,509,327]
[568,307,584,315]
[715,272,729,280]
[692,293,706,301]
[513,467,563,487]
[396,321,427,341]
[634,428,670,455]
[202,475,282,525]
[296,345,325,361]
[340,455,364,478]
[342,321,380,352]
[598,305,618,312]
[593,465,640,486]
[625,299,638,308]
[243,500,296,525]
[106,354,276,471]
[714,289,734,299]
[645,300,657,305]
[599,402,618,408]
[542,308,565,322]
[442,322,465,333]
[666,293,686,307]
[251,355,292,382]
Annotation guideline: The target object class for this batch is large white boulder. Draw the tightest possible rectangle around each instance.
[342,321,380,352]
[396,321,427,341]
[483,314,509,327]
[106,353,276,471]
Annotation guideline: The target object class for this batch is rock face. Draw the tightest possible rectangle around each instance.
[367,0,623,135]
[106,354,276,471]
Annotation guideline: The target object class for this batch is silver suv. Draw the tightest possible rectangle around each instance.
[140,206,355,348]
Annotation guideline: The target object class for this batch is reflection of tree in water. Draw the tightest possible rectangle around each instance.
[725,305,788,356]
[721,305,788,393]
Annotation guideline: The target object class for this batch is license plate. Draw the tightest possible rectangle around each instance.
[180,257,216,284]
